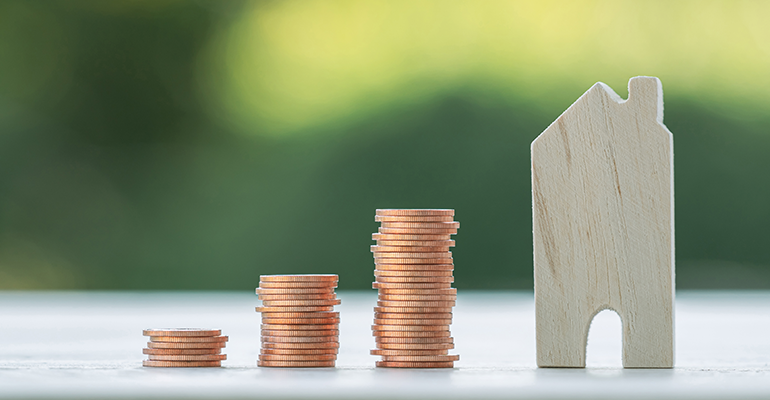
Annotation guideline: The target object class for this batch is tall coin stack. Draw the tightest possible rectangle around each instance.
[370,209,460,368]
[255,274,341,367]
[142,328,227,367]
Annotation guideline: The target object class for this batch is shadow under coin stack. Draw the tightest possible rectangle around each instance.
[142,329,227,367]
[370,209,460,368]
[255,275,341,367]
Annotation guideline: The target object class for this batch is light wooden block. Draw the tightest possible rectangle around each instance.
[531,76,674,368]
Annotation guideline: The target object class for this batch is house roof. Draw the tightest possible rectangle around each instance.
[532,76,668,150]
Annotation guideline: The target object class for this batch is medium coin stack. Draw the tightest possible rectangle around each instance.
[255,274,341,367]
[370,209,460,368]
[142,328,228,367]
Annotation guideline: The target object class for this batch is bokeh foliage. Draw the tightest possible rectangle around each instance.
[1,1,769,290]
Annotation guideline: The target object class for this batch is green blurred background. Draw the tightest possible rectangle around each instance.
[1,0,769,291]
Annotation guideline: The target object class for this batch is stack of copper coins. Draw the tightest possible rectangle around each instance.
[142,329,228,367]
[255,275,341,367]
[370,209,460,368]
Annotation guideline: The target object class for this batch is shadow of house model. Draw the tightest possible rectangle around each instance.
[531,76,674,368]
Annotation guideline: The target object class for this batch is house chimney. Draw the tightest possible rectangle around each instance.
[628,76,664,123]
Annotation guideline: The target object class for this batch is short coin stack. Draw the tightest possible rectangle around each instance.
[370,209,460,368]
[142,328,227,367]
[255,274,341,367]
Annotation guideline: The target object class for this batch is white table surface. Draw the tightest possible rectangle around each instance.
[1,290,769,399]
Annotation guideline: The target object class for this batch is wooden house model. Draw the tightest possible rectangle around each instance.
[531,76,674,368]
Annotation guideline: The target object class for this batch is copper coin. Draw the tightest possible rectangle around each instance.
[373,283,453,290]
[370,349,449,356]
[375,337,453,344]
[374,312,452,319]
[262,336,339,343]
[377,290,456,299]
[259,354,337,361]
[261,324,338,331]
[380,355,459,362]
[377,294,456,300]
[373,258,453,265]
[261,330,339,337]
[143,348,222,355]
[259,282,338,288]
[376,277,454,283]
[377,300,455,307]
[376,209,454,216]
[372,325,449,331]
[373,319,452,325]
[375,277,454,284]
[143,329,220,337]
[374,279,454,287]
[375,263,455,273]
[258,293,338,300]
[149,336,228,343]
[143,360,221,368]
[371,245,451,253]
[147,342,226,349]
[377,343,455,350]
[373,307,454,313]
[380,222,460,229]
[261,342,340,349]
[372,330,451,337]
[373,233,452,241]
[256,288,336,295]
[375,259,454,268]
[258,360,335,368]
[260,275,338,282]
[379,228,457,235]
[375,271,454,277]
[260,311,339,319]
[148,354,227,361]
[373,252,450,258]
[376,288,456,294]
[375,215,455,222]
[375,274,454,281]
[376,361,453,368]
[262,318,340,325]
[260,299,341,306]
[375,240,455,247]
[261,348,338,355]
[256,306,335,312]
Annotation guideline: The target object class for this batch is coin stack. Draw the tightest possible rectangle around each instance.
[255,274,341,367]
[370,209,460,368]
[142,328,228,367]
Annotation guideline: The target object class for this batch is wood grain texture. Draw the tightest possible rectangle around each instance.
[531,76,674,368]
